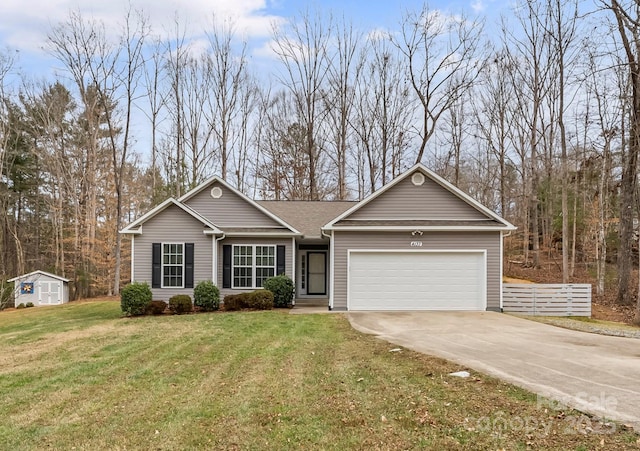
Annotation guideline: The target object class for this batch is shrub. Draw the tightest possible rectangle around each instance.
[168,294,193,314]
[146,300,167,315]
[223,294,243,311]
[263,275,294,308]
[223,290,273,311]
[16,303,25,309]
[248,290,274,310]
[25,302,34,308]
[194,280,220,312]
[120,282,152,316]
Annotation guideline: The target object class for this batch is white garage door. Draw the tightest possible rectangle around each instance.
[348,251,486,311]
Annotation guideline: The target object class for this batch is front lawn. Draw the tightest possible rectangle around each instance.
[0,301,637,449]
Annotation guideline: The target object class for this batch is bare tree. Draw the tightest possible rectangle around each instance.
[437,89,468,186]
[471,49,517,218]
[47,11,109,298]
[183,54,216,188]
[204,17,250,182]
[142,35,167,203]
[107,9,148,295]
[503,3,555,268]
[323,16,362,199]
[393,6,485,164]
[545,0,581,283]
[352,34,413,197]
[587,57,619,295]
[271,9,332,200]
[163,16,190,196]
[607,0,640,310]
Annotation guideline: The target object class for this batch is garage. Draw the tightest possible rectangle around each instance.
[348,251,486,311]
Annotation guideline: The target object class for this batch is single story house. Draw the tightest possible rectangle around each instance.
[8,270,70,307]
[120,163,516,311]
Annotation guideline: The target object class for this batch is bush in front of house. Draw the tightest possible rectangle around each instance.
[263,274,294,308]
[168,294,193,314]
[25,302,34,308]
[194,280,220,312]
[16,303,25,309]
[120,282,152,316]
[146,300,167,315]
[223,290,274,311]
[223,294,242,311]
[248,289,274,310]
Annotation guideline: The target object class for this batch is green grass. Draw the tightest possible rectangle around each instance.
[0,300,638,450]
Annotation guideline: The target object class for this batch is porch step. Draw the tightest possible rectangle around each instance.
[294,299,329,307]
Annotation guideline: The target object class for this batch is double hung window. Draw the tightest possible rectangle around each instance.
[162,243,184,287]
[232,245,275,288]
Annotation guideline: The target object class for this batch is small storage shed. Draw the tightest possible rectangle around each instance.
[8,270,70,307]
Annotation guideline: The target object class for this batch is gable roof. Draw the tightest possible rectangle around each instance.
[8,270,70,283]
[178,176,300,234]
[323,163,517,231]
[119,198,223,234]
[259,201,356,238]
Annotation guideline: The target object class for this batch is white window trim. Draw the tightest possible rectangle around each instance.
[232,244,276,289]
[161,242,185,289]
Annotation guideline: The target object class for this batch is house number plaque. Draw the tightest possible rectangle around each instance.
[410,241,423,247]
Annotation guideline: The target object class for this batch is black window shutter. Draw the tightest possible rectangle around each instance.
[223,245,232,288]
[184,243,194,288]
[152,243,161,288]
[276,245,286,275]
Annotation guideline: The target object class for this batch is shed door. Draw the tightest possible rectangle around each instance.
[40,282,61,305]
[348,251,486,311]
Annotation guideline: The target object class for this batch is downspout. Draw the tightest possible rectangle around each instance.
[500,230,512,313]
[321,228,333,311]
[130,234,135,282]
[213,233,226,286]
[291,236,296,307]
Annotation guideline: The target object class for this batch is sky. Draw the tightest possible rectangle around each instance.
[0,0,507,80]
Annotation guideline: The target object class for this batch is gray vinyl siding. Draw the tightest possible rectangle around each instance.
[12,277,42,306]
[346,171,489,221]
[134,204,213,301]
[217,237,293,300]
[331,231,501,311]
[184,181,284,228]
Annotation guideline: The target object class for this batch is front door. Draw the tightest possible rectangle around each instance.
[307,252,326,295]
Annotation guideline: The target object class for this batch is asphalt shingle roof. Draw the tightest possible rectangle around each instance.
[258,201,356,238]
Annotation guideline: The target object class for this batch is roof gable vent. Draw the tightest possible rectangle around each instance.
[411,172,425,186]
[210,186,223,198]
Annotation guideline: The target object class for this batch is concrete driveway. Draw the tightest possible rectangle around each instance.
[348,311,640,429]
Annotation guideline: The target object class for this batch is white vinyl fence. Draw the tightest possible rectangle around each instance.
[502,283,591,317]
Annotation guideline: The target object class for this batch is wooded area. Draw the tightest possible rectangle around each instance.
[1,1,640,318]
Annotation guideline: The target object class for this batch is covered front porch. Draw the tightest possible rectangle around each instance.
[257,200,357,311]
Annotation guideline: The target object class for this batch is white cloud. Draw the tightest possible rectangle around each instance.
[471,0,486,13]
[0,0,281,54]
[366,27,392,42]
